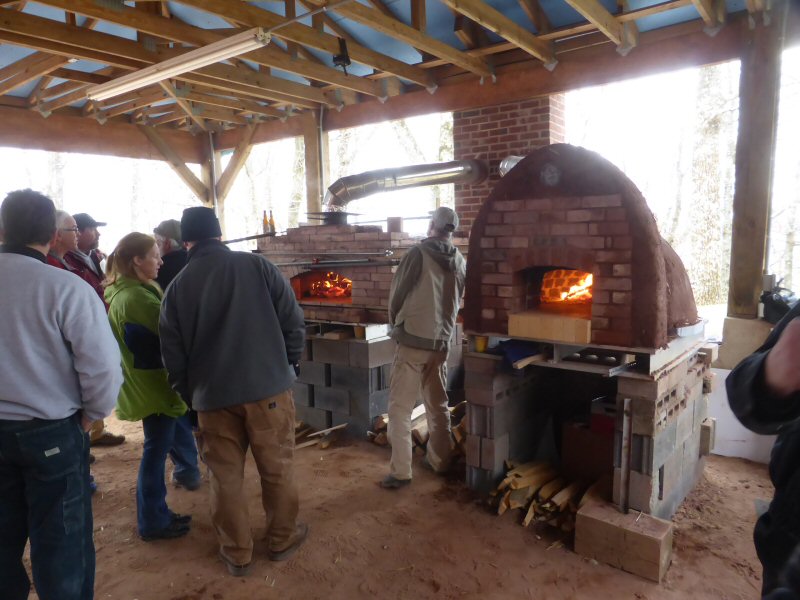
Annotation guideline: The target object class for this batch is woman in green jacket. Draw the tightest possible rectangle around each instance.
[104,232,196,541]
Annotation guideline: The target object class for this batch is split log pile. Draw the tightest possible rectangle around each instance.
[492,461,598,532]
[368,401,468,456]
[294,421,347,450]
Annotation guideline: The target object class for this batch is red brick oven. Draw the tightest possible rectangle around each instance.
[461,144,715,524]
[463,143,698,349]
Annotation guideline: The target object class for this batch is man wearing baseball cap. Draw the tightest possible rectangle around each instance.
[64,213,107,303]
[64,212,126,448]
[381,206,466,489]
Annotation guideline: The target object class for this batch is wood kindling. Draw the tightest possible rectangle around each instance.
[440,0,556,65]
[137,124,210,204]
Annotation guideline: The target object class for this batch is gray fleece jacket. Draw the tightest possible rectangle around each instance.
[389,237,465,352]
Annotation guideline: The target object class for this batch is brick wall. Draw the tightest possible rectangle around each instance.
[453,94,565,235]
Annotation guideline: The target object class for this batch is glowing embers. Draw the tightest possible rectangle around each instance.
[291,270,353,303]
[540,269,593,305]
[310,271,352,299]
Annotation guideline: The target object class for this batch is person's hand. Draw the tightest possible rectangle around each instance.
[764,317,800,397]
[80,414,93,432]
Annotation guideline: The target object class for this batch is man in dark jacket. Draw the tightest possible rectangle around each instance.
[727,302,800,595]
[381,206,466,489]
[159,207,307,577]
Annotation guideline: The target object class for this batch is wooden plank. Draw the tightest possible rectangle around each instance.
[306,422,348,438]
[727,0,789,318]
[172,0,435,88]
[302,110,323,215]
[0,103,203,161]
[159,81,207,131]
[0,54,67,96]
[137,125,210,204]
[440,0,555,65]
[564,0,624,46]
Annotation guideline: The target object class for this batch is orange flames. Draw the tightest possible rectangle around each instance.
[540,270,593,305]
[310,271,352,299]
[560,273,593,302]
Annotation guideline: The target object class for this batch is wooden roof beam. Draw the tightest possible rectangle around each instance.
[316,0,494,77]
[159,80,207,131]
[137,124,210,204]
[171,0,435,88]
[518,0,551,34]
[440,0,556,66]
[99,89,168,120]
[180,87,286,119]
[562,0,631,51]
[36,0,384,99]
[691,0,725,30]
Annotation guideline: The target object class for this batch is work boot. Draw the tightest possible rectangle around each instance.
[91,431,126,447]
[268,523,309,561]
[380,475,411,489]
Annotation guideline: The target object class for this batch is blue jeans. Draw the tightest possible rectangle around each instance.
[138,414,179,535]
[169,413,200,486]
[0,414,94,600]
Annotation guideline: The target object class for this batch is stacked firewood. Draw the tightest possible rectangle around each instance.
[368,401,468,456]
[491,461,595,532]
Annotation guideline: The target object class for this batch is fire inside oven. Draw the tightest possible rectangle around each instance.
[533,268,593,318]
[291,270,353,303]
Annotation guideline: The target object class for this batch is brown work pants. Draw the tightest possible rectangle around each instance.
[387,343,453,480]
[197,390,299,566]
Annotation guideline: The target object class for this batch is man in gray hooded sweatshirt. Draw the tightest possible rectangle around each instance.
[382,207,466,489]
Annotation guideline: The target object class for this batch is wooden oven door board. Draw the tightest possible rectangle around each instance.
[508,310,591,345]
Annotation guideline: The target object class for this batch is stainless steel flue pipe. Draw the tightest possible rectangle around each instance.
[322,159,489,211]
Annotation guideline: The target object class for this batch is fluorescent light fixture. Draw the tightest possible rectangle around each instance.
[87,28,270,102]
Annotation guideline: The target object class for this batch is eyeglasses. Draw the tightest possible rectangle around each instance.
[60,227,79,233]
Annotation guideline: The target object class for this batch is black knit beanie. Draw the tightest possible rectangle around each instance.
[181,207,221,242]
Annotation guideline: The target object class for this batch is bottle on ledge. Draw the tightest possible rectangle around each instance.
[268,209,276,234]
[262,210,269,235]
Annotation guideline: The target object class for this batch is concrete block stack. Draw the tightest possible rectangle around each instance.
[612,350,711,519]
[293,335,395,435]
[463,351,541,494]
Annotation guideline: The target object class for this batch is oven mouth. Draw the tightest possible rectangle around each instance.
[291,270,353,304]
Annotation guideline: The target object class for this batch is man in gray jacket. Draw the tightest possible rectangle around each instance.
[0,189,122,600]
[382,206,466,489]
[159,207,307,576]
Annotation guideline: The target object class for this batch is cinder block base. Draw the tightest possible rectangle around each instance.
[292,382,314,407]
[575,501,673,583]
[295,404,332,431]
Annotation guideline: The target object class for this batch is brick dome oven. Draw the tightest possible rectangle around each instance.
[463,143,698,350]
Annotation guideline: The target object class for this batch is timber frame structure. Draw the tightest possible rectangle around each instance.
[0,0,798,318]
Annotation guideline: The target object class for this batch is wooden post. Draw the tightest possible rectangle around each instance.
[302,110,324,216]
[727,0,789,318]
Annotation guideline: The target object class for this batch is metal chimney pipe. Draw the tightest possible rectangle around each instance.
[322,159,489,211]
[499,155,524,177]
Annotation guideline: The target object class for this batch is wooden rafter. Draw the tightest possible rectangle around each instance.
[316,0,494,77]
[192,104,249,126]
[0,10,331,111]
[100,89,167,119]
[35,0,383,99]
[518,0,551,33]
[411,0,426,32]
[137,124,210,203]
[0,54,69,96]
[440,0,556,65]
[172,0,434,88]
[691,0,723,27]
[180,87,286,119]
[298,0,356,42]
[562,0,625,46]
[147,111,186,127]
[159,80,207,131]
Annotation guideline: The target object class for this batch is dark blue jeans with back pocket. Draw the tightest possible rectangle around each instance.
[0,414,94,600]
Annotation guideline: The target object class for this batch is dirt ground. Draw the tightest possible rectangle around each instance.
[33,414,772,600]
